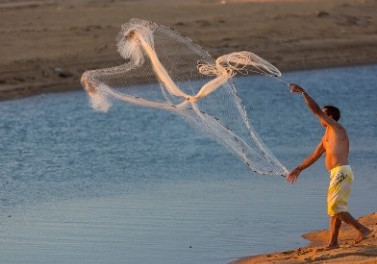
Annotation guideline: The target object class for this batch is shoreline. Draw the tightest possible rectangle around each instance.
[231,211,377,264]
[1,0,377,101]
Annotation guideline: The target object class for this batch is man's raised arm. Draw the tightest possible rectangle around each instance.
[289,83,334,125]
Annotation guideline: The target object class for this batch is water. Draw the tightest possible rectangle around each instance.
[0,64,376,264]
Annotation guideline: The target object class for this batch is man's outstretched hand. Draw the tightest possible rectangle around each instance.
[286,167,301,184]
[289,83,305,94]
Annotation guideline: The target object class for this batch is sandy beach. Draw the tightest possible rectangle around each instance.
[231,211,377,264]
[1,0,377,101]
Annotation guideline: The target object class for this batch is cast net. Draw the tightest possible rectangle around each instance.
[81,18,288,176]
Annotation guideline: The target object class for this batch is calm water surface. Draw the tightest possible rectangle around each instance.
[0,65,376,264]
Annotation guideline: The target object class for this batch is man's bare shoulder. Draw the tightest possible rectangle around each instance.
[327,123,349,144]
[332,122,347,134]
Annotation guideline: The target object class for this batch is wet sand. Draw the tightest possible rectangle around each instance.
[231,211,377,264]
[1,0,377,100]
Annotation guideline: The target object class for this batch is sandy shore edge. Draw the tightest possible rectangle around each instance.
[1,0,377,101]
[230,211,377,264]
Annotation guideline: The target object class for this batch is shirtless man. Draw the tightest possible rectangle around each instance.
[286,83,371,249]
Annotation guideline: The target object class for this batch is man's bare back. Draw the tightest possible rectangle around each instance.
[321,120,349,170]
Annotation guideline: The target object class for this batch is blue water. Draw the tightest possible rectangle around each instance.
[0,65,376,264]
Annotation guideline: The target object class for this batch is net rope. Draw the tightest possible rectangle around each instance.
[81,18,288,176]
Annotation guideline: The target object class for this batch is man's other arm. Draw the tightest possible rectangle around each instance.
[286,141,325,184]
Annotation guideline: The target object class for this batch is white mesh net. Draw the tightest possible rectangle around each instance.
[81,18,288,176]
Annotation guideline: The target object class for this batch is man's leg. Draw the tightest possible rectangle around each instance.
[328,216,341,249]
[336,212,371,243]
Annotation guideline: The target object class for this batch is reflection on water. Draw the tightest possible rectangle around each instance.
[0,64,376,264]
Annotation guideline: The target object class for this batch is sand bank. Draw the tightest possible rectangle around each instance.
[231,211,377,264]
[0,0,377,100]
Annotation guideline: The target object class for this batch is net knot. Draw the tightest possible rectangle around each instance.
[197,60,235,77]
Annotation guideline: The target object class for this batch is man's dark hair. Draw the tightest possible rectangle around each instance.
[324,105,341,121]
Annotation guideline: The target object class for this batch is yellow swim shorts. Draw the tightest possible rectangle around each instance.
[327,165,354,216]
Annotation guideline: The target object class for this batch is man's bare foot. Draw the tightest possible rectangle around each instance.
[354,227,371,244]
[325,243,339,250]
